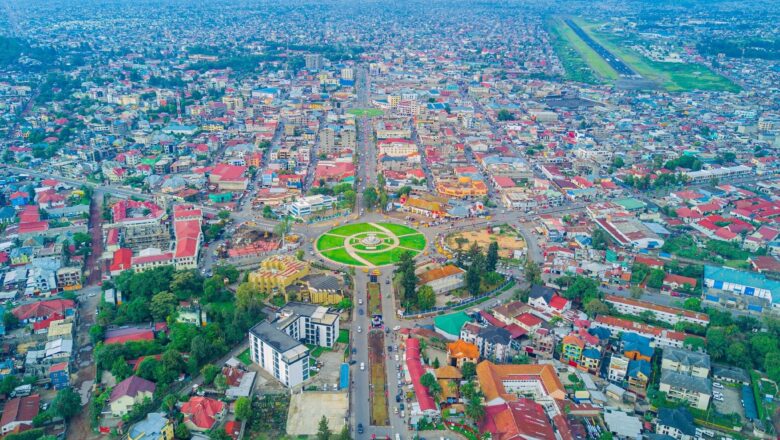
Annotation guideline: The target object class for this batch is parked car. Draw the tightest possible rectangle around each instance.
[360,362,366,371]
[713,382,724,389]
[357,423,364,434]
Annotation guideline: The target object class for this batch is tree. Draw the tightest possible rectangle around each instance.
[3,311,19,331]
[647,269,665,289]
[162,394,178,416]
[50,387,82,420]
[170,270,204,300]
[175,423,190,439]
[214,374,228,392]
[336,425,352,440]
[629,285,643,299]
[497,109,514,121]
[317,415,331,440]
[136,358,161,382]
[201,364,220,385]
[461,361,476,380]
[765,352,780,383]
[0,375,19,395]
[683,297,701,312]
[150,291,177,321]
[89,324,105,344]
[236,282,263,310]
[466,262,482,296]
[486,241,499,273]
[416,285,436,311]
[584,299,610,317]
[235,397,251,421]
[524,259,542,285]
[110,356,132,381]
[420,372,442,400]
[207,428,231,440]
[217,210,231,220]
[363,187,378,209]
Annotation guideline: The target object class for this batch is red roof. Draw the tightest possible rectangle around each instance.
[13,299,75,321]
[479,398,554,440]
[181,397,224,430]
[211,164,247,181]
[110,248,133,273]
[405,338,437,412]
[0,395,40,429]
[516,313,542,328]
[104,327,155,345]
[549,295,568,310]
[18,221,49,234]
[109,376,155,403]
[504,324,527,339]
[174,218,201,258]
[32,312,64,332]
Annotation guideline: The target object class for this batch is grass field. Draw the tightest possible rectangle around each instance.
[398,233,427,251]
[357,247,411,266]
[326,223,381,237]
[321,248,365,266]
[237,348,252,366]
[347,108,384,117]
[379,223,420,236]
[368,282,382,315]
[573,18,740,92]
[337,329,349,345]
[368,331,389,426]
[548,17,617,83]
[317,234,346,251]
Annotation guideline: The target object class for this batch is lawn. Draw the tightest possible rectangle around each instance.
[337,329,350,344]
[398,233,427,251]
[316,234,346,251]
[551,17,618,82]
[368,282,382,315]
[357,247,412,266]
[378,222,420,236]
[237,348,252,366]
[320,248,365,266]
[327,222,381,236]
[347,108,384,117]
[547,19,601,84]
[573,18,740,92]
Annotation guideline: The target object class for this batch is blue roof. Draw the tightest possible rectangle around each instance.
[742,385,758,420]
[582,348,601,359]
[705,265,780,302]
[622,332,653,357]
[339,363,349,390]
[628,360,651,378]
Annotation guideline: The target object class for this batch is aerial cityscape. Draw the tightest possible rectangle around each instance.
[0,0,779,439]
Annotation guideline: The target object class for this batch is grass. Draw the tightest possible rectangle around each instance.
[337,329,349,344]
[550,17,619,82]
[573,18,740,92]
[326,222,382,236]
[316,234,346,251]
[378,222,420,236]
[398,233,427,251]
[547,19,600,84]
[347,108,384,117]
[208,301,235,315]
[237,348,252,366]
[320,248,365,266]
[357,247,414,266]
[368,283,382,316]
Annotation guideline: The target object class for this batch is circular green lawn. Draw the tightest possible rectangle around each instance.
[316,222,426,267]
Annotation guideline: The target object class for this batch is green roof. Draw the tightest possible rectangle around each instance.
[615,198,647,211]
[434,311,470,337]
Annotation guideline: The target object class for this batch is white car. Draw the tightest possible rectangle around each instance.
[358,298,363,305]
[714,395,724,402]
[357,326,362,333]
[360,362,365,371]
[713,382,724,389]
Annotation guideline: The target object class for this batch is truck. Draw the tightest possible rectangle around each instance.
[11,384,32,398]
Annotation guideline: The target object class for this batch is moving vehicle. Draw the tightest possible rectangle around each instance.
[357,423,364,434]
[360,362,366,371]
[357,326,362,333]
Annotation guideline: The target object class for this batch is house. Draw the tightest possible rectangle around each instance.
[417,265,465,294]
[627,359,652,391]
[181,396,225,432]
[476,361,567,404]
[662,347,710,378]
[621,332,653,362]
[561,334,585,364]
[48,362,70,389]
[605,295,709,326]
[460,322,513,362]
[608,355,629,382]
[712,364,750,386]
[478,398,555,440]
[529,327,556,358]
[104,325,156,345]
[528,284,570,314]
[0,395,40,435]
[434,311,471,340]
[109,376,156,416]
[603,408,643,439]
[12,298,75,323]
[656,407,696,440]
[446,339,479,368]
[128,412,174,440]
[659,370,711,410]
[581,347,602,372]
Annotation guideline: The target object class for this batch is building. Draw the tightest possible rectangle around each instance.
[405,338,438,419]
[460,323,513,362]
[661,347,711,378]
[109,376,156,416]
[417,265,465,294]
[593,316,698,349]
[446,339,479,368]
[605,295,709,326]
[603,408,643,439]
[0,395,39,435]
[181,396,225,432]
[476,361,567,405]
[594,216,664,249]
[287,195,336,219]
[703,265,780,313]
[479,398,556,440]
[528,285,570,315]
[608,355,629,382]
[561,334,584,364]
[48,362,70,389]
[248,255,310,299]
[299,274,344,305]
[656,407,696,440]
[659,370,711,410]
[248,303,339,387]
[128,412,174,440]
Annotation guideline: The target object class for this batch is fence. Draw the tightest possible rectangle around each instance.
[401,276,515,318]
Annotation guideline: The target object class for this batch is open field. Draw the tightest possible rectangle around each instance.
[317,234,345,251]
[380,223,420,236]
[357,247,411,266]
[398,233,427,251]
[548,17,617,83]
[287,392,349,436]
[347,108,384,117]
[325,223,381,237]
[573,18,740,92]
[446,225,525,259]
[368,330,389,426]
[321,248,365,266]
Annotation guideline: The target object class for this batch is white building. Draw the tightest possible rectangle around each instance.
[287,195,336,219]
[604,295,709,326]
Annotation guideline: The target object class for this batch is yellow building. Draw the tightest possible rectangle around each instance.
[435,177,488,198]
[248,255,310,300]
[299,274,344,305]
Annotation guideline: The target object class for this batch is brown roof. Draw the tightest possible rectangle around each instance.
[435,365,464,380]
[418,265,464,285]
[447,339,479,359]
[1,395,40,428]
[476,361,566,402]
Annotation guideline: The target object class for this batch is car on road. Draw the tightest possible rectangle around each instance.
[357,326,362,333]
[713,382,723,389]
[359,309,364,315]
[360,362,365,371]
[357,423,364,434]
[358,298,363,305]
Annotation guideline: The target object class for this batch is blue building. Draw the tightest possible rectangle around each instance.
[704,265,780,313]
[48,362,70,389]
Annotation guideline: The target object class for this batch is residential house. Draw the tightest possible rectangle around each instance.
[48,362,70,389]
[181,396,225,432]
[608,355,629,382]
[561,334,584,364]
[417,265,465,295]
[446,339,479,368]
[109,376,156,416]
[662,347,711,378]
[128,412,174,440]
[627,360,652,392]
[656,407,696,440]
[528,284,570,315]
[659,370,711,411]
[0,395,40,435]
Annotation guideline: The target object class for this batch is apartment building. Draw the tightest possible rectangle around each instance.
[605,295,709,326]
[661,347,711,378]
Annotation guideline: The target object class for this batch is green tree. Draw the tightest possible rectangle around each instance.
[336,425,352,440]
[201,364,220,385]
[50,387,82,420]
[683,297,701,311]
[3,311,19,331]
[416,285,436,311]
[629,285,643,299]
[363,187,378,209]
[524,259,542,285]
[461,362,476,380]
[420,372,442,401]
[486,241,499,273]
[217,210,231,220]
[317,415,331,440]
[150,291,177,321]
[584,299,610,317]
[175,422,190,439]
[235,282,263,310]
[162,394,178,416]
[591,228,609,250]
[110,357,132,381]
[497,109,514,121]
[466,262,482,296]
[0,375,19,395]
[235,396,252,421]
[89,324,105,344]
[136,358,161,382]
[214,374,228,392]
[647,269,665,289]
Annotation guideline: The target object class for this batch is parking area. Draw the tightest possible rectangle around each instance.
[712,383,744,419]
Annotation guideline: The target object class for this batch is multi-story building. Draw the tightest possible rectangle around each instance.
[605,295,709,326]
[55,267,82,291]
[248,255,310,299]
[249,303,339,387]
[659,370,711,411]
[287,195,336,219]
[608,355,629,382]
[661,347,711,378]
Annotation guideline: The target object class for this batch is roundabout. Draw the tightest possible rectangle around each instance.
[316,222,426,267]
